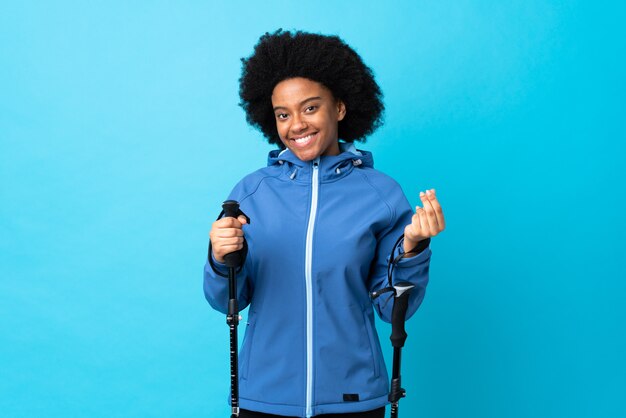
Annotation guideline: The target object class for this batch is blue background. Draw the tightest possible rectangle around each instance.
[1,1,625,417]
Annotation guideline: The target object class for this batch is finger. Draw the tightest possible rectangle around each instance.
[419,207,431,234]
[210,228,243,245]
[215,217,244,229]
[415,205,430,236]
[210,224,244,236]
[213,238,244,254]
[218,236,244,246]
[220,244,243,252]
[425,189,445,231]
[420,191,440,234]
[215,243,244,258]
[406,211,422,240]
[216,228,244,238]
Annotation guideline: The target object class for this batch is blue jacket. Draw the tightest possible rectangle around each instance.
[204,144,431,417]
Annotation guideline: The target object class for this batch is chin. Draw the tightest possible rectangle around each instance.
[290,148,319,162]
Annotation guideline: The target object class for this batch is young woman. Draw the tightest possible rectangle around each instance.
[204,30,445,418]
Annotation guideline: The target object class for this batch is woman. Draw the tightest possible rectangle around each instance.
[204,30,445,418]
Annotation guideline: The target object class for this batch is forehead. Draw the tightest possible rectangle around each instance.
[271,77,333,105]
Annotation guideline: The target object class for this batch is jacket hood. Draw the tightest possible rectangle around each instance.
[267,143,374,183]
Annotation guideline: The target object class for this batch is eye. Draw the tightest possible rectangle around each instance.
[305,105,318,113]
[276,113,289,120]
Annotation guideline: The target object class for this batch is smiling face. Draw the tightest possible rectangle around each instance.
[271,77,346,161]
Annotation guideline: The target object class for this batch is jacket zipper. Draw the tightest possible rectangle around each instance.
[305,158,320,418]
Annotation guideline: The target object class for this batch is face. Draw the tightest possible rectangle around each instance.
[271,77,346,162]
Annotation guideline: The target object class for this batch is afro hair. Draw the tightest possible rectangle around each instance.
[239,29,385,147]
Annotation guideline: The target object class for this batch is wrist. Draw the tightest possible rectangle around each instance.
[212,250,225,264]
[402,237,431,257]
[403,237,420,253]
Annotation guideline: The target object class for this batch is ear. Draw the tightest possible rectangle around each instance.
[337,100,346,121]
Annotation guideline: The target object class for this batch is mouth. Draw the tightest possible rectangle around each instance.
[290,132,318,147]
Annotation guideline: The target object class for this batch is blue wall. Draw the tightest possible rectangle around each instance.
[1,1,624,417]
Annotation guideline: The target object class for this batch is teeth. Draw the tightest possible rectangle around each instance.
[294,134,313,144]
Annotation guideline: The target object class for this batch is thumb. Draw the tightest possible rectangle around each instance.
[237,215,248,225]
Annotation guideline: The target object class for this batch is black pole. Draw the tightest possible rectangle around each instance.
[221,200,248,418]
[388,282,415,418]
[227,267,239,418]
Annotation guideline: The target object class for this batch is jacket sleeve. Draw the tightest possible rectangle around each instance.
[203,252,252,314]
[368,191,431,324]
[202,181,253,314]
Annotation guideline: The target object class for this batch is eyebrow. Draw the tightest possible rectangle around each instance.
[273,96,322,111]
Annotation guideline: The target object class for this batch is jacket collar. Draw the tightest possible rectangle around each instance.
[267,143,374,183]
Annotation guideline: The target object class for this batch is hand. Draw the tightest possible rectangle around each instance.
[403,189,446,254]
[209,215,248,263]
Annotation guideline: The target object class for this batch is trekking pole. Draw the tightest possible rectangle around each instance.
[388,282,415,418]
[213,200,250,418]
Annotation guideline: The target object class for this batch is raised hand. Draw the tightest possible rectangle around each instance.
[403,189,445,255]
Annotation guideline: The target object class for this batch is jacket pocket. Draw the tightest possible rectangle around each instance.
[363,309,380,378]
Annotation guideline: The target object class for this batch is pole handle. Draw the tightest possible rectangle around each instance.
[221,200,249,268]
[390,282,414,348]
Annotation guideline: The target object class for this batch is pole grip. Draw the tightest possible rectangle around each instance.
[390,282,415,348]
[222,200,246,268]
[222,200,240,218]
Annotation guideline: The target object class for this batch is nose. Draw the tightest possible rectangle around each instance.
[290,114,307,134]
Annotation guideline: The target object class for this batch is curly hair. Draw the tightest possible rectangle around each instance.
[239,29,385,147]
